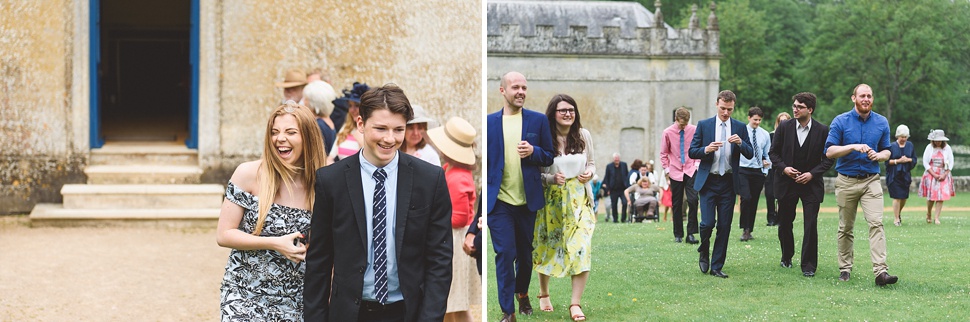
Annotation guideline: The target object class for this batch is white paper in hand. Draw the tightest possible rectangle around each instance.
[553,154,586,179]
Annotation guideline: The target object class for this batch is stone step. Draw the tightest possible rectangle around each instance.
[84,165,203,184]
[61,184,224,209]
[90,141,198,166]
[29,203,219,228]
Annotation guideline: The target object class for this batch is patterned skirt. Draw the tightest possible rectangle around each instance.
[533,178,596,277]
[918,153,955,201]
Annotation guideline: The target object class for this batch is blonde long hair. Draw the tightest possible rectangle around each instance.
[253,102,327,236]
[335,105,358,145]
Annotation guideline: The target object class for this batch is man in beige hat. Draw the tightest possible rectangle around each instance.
[275,68,308,104]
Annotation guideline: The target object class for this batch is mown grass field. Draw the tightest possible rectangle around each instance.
[485,193,970,321]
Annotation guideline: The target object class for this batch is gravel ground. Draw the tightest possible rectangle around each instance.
[0,216,481,321]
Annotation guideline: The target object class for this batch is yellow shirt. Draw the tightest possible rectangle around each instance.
[497,112,526,206]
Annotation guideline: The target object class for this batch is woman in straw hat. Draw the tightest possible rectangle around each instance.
[885,124,918,226]
[401,104,442,166]
[533,94,595,321]
[918,129,955,224]
[426,116,479,322]
[216,101,327,321]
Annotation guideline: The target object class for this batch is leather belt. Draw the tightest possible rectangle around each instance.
[839,173,876,179]
[360,300,405,313]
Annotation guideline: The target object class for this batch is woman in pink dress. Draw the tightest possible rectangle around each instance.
[918,129,955,224]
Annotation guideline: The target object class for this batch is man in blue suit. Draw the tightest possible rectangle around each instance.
[688,90,754,278]
[486,71,555,322]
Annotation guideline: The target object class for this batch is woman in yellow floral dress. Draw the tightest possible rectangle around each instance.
[533,94,595,321]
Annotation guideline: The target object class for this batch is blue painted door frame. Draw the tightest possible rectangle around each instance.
[89,0,199,149]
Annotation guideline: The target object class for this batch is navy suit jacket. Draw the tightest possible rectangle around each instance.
[486,108,555,213]
[304,153,453,322]
[688,117,754,198]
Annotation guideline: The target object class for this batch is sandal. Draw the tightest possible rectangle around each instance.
[569,304,586,321]
[537,294,553,312]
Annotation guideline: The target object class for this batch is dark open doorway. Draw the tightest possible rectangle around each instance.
[99,0,191,142]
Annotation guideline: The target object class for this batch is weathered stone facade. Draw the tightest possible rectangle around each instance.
[0,0,481,214]
[486,0,721,174]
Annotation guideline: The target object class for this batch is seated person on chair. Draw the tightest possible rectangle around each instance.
[625,177,663,220]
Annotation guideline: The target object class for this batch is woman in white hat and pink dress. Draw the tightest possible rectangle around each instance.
[918,129,955,224]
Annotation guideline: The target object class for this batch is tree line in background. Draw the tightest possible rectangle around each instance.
[617,0,970,151]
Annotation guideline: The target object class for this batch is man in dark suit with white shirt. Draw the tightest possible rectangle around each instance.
[769,92,834,277]
[688,90,754,278]
[305,84,453,322]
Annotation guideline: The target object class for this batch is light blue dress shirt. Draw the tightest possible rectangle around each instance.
[740,125,771,174]
[359,152,403,303]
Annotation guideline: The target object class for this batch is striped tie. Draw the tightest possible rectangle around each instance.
[372,168,389,303]
[719,122,728,174]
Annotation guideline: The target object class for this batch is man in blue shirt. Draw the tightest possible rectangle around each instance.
[824,83,899,286]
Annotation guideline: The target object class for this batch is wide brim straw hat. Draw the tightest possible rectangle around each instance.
[927,129,949,141]
[275,69,308,88]
[407,104,437,126]
[427,116,477,166]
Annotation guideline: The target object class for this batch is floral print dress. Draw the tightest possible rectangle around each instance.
[220,182,311,321]
[918,149,955,201]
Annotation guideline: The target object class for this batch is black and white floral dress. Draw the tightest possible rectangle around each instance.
[220,181,311,321]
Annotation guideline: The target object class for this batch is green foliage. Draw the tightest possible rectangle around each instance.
[486,193,970,320]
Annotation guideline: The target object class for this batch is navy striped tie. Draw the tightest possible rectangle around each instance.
[372,168,389,303]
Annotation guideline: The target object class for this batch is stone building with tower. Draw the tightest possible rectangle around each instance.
[487,0,721,172]
[0,0,481,220]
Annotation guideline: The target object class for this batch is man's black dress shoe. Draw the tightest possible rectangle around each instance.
[675,237,683,243]
[686,234,699,244]
[766,221,777,226]
[780,260,792,268]
[839,271,850,282]
[517,294,533,315]
[710,270,729,278]
[699,252,710,273]
[875,272,898,286]
[803,271,815,277]
[500,312,516,322]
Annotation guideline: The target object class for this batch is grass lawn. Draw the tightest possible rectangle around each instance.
[485,193,970,321]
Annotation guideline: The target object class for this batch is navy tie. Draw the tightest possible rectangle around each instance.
[372,168,389,303]
[679,129,686,165]
[751,128,759,163]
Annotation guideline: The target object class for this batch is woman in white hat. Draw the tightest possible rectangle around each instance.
[426,116,478,322]
[885,124,918,226]
[918,129,955,224]
[401,104,442,166]
[533,94,594,322]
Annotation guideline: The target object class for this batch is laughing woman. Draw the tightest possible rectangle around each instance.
[533,94,595,322]
[216,102,327,321]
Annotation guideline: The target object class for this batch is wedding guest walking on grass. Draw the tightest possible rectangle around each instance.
[918,129,955,225]
[885,125,917,226]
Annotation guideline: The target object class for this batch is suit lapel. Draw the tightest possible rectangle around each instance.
[344,154,369,250]
[394,155,413,257]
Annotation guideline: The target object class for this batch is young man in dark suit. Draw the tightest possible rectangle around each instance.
[304,84,453,322]
[486,71,555,322]
[769,92,834,277]
[688,90,753,278]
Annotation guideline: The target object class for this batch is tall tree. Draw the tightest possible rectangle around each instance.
[717,0,775,118]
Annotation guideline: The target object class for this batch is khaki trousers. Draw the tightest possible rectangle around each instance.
[835,174,889,276]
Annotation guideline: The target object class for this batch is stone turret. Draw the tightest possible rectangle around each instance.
[708,2,719,31]
[486,0,720,57]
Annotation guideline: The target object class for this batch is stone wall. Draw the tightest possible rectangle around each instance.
[0,0,482,214]
[486,0,720,175]
[0,1,87,214]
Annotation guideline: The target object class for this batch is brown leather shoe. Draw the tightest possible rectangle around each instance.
[875,272,898,286]
[839,271,850,282]
[500,312,516,322]
[517,293,533,315]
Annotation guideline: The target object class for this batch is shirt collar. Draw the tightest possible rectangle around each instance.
[798,118,812,131]
[359,151,400,177]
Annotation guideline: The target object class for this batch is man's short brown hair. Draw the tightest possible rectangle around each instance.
[675,107,691,122]
[717,90,736,103]
[358,83,414,122]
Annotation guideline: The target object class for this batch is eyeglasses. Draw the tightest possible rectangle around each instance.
[792,104,809,110]
[557,109,576,115]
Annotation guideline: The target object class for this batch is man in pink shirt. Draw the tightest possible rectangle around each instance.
[661,107,700,244]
